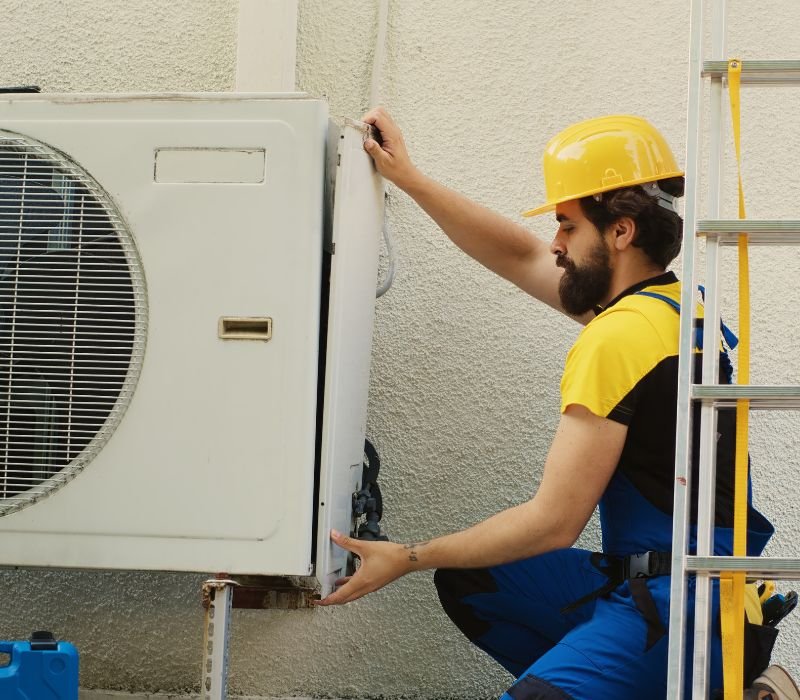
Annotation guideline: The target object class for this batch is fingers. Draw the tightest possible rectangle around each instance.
[361,106,395,130]
[316,533,406,607]
[361,107,380,124]
[330,529,363,556]
[315,574,366,607]
[312,539,360,607]
[363,137,390,169]
[361,106,400,154]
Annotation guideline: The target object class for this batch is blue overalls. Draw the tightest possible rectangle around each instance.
[433,292,774,699]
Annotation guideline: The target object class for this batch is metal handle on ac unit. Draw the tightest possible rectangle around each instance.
[218,317,273,341]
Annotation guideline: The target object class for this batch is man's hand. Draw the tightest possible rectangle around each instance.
[315,530,415,606]
[361,107,421,190]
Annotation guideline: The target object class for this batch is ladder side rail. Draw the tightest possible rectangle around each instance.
[692,405,720,700]
[666,0,707,695]
[692,4,728,696]
[692,242,723,697]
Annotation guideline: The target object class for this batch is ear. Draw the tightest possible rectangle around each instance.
[609,217,636,251]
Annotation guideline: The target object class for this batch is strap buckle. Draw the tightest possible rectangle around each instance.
[626,552,654,579]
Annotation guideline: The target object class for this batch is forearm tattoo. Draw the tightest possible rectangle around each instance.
[403,541,429,562]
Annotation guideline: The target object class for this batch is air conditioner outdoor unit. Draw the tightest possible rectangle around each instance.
[0,93,383,596]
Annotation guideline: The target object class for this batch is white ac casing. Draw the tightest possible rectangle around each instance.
[0,93,384,596]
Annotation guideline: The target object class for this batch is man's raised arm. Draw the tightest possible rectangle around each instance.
[362,108,578,318]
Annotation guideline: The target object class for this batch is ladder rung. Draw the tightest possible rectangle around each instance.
[692,385,800,408]
[703,60,800,84]
[687,556,800,579]
[697,219,800,245]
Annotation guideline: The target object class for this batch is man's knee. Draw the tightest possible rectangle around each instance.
[504,675,575,700]
[433,567,498,641]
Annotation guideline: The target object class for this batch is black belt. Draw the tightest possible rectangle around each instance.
[561,551,672,615]
[561,550,672,650]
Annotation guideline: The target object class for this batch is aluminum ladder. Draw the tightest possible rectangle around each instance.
[666,1,800,698]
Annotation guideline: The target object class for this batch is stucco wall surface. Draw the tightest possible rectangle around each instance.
[0,0,799,698]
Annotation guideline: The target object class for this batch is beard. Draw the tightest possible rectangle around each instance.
[557,238,613,315]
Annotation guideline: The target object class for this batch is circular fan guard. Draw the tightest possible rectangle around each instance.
[0,131,147,515]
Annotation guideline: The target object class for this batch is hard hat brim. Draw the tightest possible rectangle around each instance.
[521,170,685,219]
[521,202,556,218]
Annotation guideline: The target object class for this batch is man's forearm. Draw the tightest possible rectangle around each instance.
[402,407,623,574]
[403,497,577,573]
[404,172,541,271]
[398,171,574,316]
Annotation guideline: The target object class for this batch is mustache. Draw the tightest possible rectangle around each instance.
[555,255,574,271]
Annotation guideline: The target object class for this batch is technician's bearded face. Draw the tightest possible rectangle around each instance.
[556,235,613,316]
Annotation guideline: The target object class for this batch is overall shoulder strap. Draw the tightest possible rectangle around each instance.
[635,290,681,313]
[633,288,736,384]
[634,289,739,350]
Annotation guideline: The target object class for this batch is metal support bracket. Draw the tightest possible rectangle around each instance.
[199,574,319,698]
[201,575,239,700]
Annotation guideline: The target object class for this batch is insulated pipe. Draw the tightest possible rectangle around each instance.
[235,0,298,92]
[370,0,397,298]
[369,0,390,108]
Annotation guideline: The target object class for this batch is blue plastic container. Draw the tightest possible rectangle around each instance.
[0,632,79,700]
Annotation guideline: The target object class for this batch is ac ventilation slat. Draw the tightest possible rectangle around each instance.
[1,396,132,406]
[0,427,125,438]
[0,182,113,191]
[0,299,141,308]
[0,443,123,453]
[0,394,134,400]
[0,322,139,336]
[0,348,137,355]
[0,331,139,339]
[0,475,90,482]
[1,405,134,416]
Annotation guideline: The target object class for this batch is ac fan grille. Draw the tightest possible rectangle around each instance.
[0,132,147,514]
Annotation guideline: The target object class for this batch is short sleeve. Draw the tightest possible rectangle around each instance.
[560,307,667,425]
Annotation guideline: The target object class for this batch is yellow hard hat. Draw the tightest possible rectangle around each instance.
[522,115,684,218]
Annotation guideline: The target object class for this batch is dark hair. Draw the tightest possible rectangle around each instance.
[578,176,685,268]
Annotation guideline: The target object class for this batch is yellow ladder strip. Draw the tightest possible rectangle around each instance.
[721,57,749,700]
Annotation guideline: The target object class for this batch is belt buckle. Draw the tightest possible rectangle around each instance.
[628,552,652,578]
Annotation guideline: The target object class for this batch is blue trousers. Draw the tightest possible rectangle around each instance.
[434,548,722,699]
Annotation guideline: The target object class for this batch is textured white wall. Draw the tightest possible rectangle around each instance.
[0,0,799,698]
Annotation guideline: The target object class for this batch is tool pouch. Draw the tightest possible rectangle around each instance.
[743,620,779,688]
[711,620,779,698]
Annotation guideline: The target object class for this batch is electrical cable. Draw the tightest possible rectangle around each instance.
[375,193,396,298]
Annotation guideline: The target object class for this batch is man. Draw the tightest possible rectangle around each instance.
[316,110,782,699]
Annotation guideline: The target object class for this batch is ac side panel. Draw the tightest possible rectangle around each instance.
[316,122,384,596]
[0,98,329,575]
